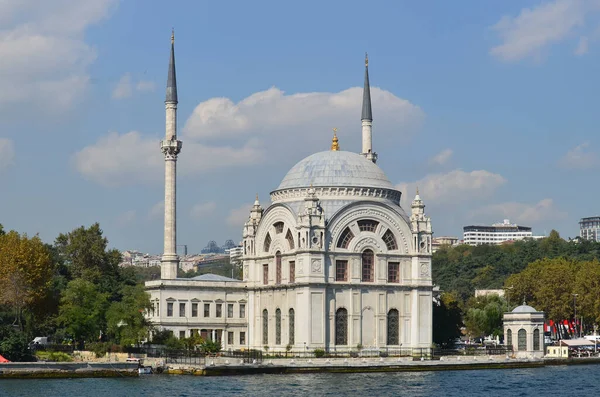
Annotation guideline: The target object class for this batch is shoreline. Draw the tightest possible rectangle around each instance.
[2,357,600,379]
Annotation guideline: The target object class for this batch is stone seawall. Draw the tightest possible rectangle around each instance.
[0,362,139,379]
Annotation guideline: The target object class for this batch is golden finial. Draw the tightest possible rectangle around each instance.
[171,29,174,44]
[365,52,368,67]
[331,128,339,151]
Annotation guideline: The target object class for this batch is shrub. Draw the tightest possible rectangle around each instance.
[37,351,73,362]
[314,348,325,358]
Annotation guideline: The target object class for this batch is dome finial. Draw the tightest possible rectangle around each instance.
[331,128,339,151]
[416,186,419,196]
[365,52,368,67]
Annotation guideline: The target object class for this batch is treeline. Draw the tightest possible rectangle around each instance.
[432,231,600,346]
[432,230,600,301]
[0,223,151,361]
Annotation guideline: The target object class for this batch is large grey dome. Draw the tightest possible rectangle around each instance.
[512,305,538,313]
[277,151,394,190]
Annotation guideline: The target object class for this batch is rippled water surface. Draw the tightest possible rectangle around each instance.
[0,365,597,397]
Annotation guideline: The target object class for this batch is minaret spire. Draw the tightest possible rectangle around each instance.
[160,30,183,280]
[166,29,178,104]
[361,53,377,163]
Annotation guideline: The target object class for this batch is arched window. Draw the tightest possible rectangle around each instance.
[387,309,399,345]
[335,308,348,345]
[262,309,269,345]
[533,329,540,351]
[506,329,512,348]
[518,329,527,351]
[263,233,272,253]
[274,221,284,234]
[286,229,295,250]
[289,308,295,345]
[382,229,398,250]
[337,227,354,249]
[276,251,282,284]
[361,249,374,282]
[357,219,379,232]
[275,309,282,345]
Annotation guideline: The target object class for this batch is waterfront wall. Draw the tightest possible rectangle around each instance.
[0,362,139,379]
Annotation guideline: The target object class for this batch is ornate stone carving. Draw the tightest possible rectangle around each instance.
[420,263,429,277]
[353,237,382,252]
[270,186,401,204]
[329,208,409,253]
[297,258,304,274]
[161,139,182,160]
[311,258,322,273]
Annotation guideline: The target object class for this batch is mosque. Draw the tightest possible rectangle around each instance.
[145,34,434,352]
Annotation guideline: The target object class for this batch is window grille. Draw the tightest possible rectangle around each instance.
[382,229,398,250]
[357,219,379,232]
[289,308,295,345]
[289,261,295,283]
[336,260,348,281]
[361,250,374,282]
[263,309,269,345]
[337,227,354,248]
[387,309,399,345]
[518,329,527,351]
[533,329,540,351]
[388,262,400,283]
[276,252,282,284]
[335,308,348,345]
[275,309,282,345]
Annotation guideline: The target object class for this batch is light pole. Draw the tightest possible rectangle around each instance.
[572,293,579,338]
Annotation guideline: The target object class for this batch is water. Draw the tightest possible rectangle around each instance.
[0,365,596,396]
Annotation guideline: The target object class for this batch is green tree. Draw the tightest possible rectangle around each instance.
[0,231,55,330]
[54,223,122,297]
[0,325,35,362]
[574,260,600,326]
[57,279,108,349]
[463,294,507,339]
[106,285,152,346]
[432,292,463,348]
[0,223,5,235]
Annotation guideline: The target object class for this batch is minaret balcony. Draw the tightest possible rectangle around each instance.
[161,139,182,159]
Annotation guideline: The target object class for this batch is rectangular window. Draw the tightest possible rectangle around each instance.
[204,303,210,317]
[289,261,295,283]
[227,303,234,318]
[239,303,246,318]
[156,302,160,317]
[228,331,234,345]
[240,332,246,345]
[191,303,198,317]
[179,330,185,339]
[167,302,173,317]
[216,303,222,318]
[263,264,269,285]
[179,302,186,317]
[388,262,400,283]
[336,260,348,281]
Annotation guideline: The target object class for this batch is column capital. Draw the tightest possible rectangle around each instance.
[161,139,182,160]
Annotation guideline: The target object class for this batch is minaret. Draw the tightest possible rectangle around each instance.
[361,53,377,163]
[160,30,182,279]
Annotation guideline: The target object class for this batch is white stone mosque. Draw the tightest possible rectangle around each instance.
[145,34,434,352]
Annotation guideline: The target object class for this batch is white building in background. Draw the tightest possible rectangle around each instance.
[146,46,434,352]
[431,236,460,252]
[463,219,545,246]
[579,216,600,242]
[227,246,244,267]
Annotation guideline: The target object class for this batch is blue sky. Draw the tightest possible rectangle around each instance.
[1,0,600,253]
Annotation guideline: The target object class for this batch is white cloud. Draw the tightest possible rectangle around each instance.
[183,86,423,142]
[575,35,589,55]
[191,201,217,220]
[148,201,164,220]
[112,74,156,99]
[397,169,507,207]
[0,138,15,171]
[429,149,453,166]
[116,210,136,227]
[471,198,567,225]
[74,86,423,187]
[226,203,252,228]
[489,0,594,62]
[0,0,117,113]
[136,80,155,92]
[73,130,263,187]
[112,73,132,99]
[559,142,597,169]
